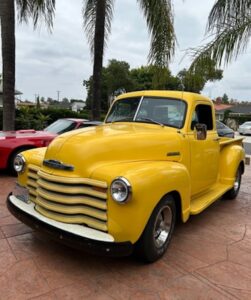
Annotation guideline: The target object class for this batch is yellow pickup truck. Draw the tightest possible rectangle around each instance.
[7,91,246,262]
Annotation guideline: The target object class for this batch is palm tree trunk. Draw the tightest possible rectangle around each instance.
[0,0,16,130]
[92,0,106,120]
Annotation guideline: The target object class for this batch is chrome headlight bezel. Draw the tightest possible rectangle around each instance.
[14,154,26,173]
[110,177,132,203]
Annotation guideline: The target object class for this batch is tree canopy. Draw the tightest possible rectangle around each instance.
[84,58,223,111]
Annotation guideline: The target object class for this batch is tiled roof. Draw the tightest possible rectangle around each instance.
[214,104,233,111]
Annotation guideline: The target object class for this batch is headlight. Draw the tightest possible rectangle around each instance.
[14,154,26,173]
[110,177,131,203]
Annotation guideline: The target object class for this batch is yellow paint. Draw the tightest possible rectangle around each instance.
[17,91,245,244]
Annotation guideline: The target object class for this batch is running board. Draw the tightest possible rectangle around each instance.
[190,183,232,215]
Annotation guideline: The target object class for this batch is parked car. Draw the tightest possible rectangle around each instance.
[0,118,101,174]
[8,90,247,263]
[216,121,235,138]
[44,118,101,134]
[238,121,251,135]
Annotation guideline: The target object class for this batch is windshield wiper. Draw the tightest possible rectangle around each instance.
[110,117,133,123]
[137,118,164,127]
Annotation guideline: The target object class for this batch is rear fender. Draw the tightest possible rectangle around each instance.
[91,161,190,243]
[219,144,245,185]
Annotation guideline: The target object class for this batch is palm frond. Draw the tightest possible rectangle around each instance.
[83,0,114,54]
[208,0,251,33]
[190,16,251,71]
[16,0,55,30]
[190,0,251,71]
[137,0,176,67]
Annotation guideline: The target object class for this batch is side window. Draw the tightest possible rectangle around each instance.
[191,104,213,130]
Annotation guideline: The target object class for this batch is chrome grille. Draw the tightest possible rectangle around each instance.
[27,165,108,231]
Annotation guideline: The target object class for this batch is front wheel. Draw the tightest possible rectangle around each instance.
[223,166,242,200]
[135,195,176,263]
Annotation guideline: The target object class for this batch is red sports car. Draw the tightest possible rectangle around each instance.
[0,118,101,174]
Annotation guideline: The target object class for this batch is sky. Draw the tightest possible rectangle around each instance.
[1,0,251,102]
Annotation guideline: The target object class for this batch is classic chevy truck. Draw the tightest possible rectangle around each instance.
[7,91,246,262]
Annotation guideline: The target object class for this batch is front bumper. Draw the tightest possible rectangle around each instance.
[7,194,133,257]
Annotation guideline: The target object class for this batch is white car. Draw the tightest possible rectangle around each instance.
[238,121,251,135]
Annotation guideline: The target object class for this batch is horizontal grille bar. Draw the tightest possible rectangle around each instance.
[35,205,107,231]
[27,166,108,232]
[37,187,107,210]
[35,196,107,221]
[37,178,107,199]
[38,170,107,188]
[28,164,40,173]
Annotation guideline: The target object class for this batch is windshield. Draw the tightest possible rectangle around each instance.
[106,97,186,128]
[44,119,77,134]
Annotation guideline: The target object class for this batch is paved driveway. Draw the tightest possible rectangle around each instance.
[0,166,251,300]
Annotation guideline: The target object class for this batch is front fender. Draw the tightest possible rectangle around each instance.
[91,161,190,243]
[18,147,47,186]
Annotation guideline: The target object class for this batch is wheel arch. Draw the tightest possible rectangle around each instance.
[8,145,36,167]
[219,144,245,185]
[92,160,191,243]
[166,190,182,223]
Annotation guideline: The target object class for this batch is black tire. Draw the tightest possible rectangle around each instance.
[223,166,242,200]
[8,148,30,176]
[135,195,176,263]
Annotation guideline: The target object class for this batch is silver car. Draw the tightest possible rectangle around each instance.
[238,121,251,135]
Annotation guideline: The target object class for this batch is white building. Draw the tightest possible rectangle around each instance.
[71,101,86,112]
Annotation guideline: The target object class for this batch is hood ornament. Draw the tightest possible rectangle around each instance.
[43,159,74,171]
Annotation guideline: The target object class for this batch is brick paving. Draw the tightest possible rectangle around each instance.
[0,165,251,300]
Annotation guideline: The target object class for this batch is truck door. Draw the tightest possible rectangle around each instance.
[189,103,220,196]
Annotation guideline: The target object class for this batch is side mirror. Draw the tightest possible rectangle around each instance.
[195,123,207,140]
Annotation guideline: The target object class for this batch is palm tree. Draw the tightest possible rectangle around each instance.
[190,0,251,71]
[83,0,176,120]
[0,0,55,130]
[0,0,16,130]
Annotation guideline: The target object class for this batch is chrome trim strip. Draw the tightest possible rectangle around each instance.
[43,159,74,171]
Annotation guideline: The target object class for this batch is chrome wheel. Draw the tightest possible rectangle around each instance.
[153,205,172,248]
[223,165,242,200]
[135,195,176,263]
[233,170,241,192]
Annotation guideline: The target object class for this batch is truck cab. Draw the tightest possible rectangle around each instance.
[7,91,246,262]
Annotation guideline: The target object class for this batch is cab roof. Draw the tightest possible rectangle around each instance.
[116,90,212,104]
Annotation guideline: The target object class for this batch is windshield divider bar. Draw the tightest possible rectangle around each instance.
[133,96,144,121]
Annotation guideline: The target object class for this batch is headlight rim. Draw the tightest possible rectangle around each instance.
[110,176,132,204]
[14,154,26,173]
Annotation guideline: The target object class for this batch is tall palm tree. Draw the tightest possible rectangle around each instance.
[83,0,176,120]
[0,0,16,130]
[190,0,251,71]
[0,0,55,130]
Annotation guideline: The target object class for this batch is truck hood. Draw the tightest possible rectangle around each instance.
[43,123,182,177]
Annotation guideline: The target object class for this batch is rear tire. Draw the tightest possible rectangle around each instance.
[135,195,176,263]
[223,166,242,200]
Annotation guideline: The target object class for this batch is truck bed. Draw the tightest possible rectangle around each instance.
[219,136,244,147]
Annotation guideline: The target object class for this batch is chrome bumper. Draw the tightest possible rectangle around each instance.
[7,194,133,257]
